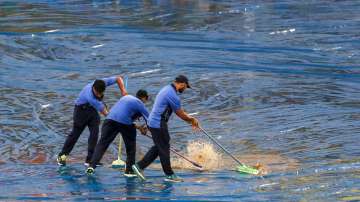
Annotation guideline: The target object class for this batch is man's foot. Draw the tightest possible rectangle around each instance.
[164,174,184,183]
[123,170,137,178]
[57,154,67,166]
[86,167,95,175]
[132,164,146,181]
[84,162,103,167]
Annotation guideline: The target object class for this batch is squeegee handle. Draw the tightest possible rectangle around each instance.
[199,127,245,166]
[142,133,202,169]
[169,147,202,168]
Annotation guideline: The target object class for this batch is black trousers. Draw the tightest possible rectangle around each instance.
[90,119,136,172]
[137,122,174,176]
[59,104,100,162]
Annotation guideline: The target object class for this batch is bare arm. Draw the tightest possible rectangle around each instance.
[175,109,199,129]
[116,76,128,96]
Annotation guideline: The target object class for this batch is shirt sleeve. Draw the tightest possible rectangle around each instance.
[138,102,150,123]
[102,76,117,86]
[86,91,105,112]
[167,93,181,112]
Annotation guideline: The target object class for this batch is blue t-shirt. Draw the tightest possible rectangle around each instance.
[148,84,181,128]
[75,77,117,112]
[107,95,149,125]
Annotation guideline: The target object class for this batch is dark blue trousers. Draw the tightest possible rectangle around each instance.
[59,104,100,163]
[137,122,174,176]
[90,119,136,172]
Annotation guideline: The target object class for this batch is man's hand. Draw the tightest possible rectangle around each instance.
[100,108,109,116]
[175,109,200,131]
[190,117,200,131]
[100,104,109,116]
[136,124,148,135]
[140,125,148,135]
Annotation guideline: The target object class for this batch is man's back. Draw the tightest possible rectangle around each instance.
[148,84,181,128]
[107,95,149,125]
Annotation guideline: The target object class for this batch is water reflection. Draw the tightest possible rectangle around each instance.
[57,166,83,196]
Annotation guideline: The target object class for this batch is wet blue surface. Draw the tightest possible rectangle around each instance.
[0,0,360,201]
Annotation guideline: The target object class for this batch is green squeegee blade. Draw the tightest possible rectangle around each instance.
[236,165,259,175]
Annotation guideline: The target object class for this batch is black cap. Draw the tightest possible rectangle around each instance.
[175,75,191,88]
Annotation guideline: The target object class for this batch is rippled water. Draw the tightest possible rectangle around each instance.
[1,0,360,201]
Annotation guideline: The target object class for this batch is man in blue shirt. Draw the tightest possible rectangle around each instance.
[132,75,200,182]
[86,90,149,176]
[57,76,127,166]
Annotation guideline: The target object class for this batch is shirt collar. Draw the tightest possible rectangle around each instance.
[170,83,177,93]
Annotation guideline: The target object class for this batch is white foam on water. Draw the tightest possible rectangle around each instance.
[259,182,278,188]
[149,13,174,20]
[92,44,105,48]
[330,46,342,50]
[44,29,59,33]
[41,104,51,109]
[280,127,300,134]
[188,112,199,116]
[129,69,161,77]
[228,9,241,14]
[171,140,223,171]
[269,28,296,35]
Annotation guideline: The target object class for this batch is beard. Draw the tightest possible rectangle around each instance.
[178,88,185,94]
[95,93,104,101]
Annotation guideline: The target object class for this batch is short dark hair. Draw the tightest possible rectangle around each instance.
[136,89,148,100]
[93,79,106,93]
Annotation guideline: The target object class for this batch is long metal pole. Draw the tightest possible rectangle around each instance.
[142,133,202,169]
[199,126,245,166]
